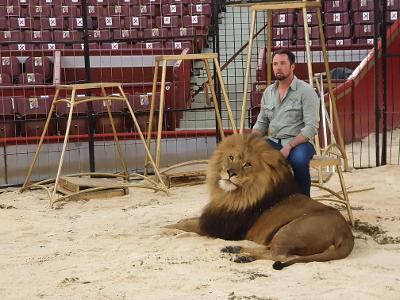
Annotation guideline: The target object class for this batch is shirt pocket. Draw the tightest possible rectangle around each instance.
[263,103,274,120]
[284,101,302,120]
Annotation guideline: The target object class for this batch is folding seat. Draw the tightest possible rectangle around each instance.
[53,30,83,42]
[387,0,400,10]
[141,0,161,4]
[9,17,36,30]
[88,0,111,5]
[28,6,52,18]
[162,4,187,16]
[24,56,52,80]
[68,17,94,30]
[65,0,84,4]
[355,38,374,45]
[324,12,350,25]
[101,42,128,49]
[0,31,24,43]
[272,26,293,40]
[40,43,66,50]
[142,28,169,39]
[92,99,126,133]
[296,39,320,47]
[126,93,160,132]
[15,96,57,137]
[387,11,399,24]
[10,0,36,5]
[326,24,352,39]
[0,56,20,79]
[170,27,196,38]
[354,24,374,38]
[135,41,162,49]
[0,97,18,138]
[182,15,211,28]
[25,30,53,43]
[297,12,318,26]
[40,17,65,30]
[18,73,46,85]
[88,29,112,40]
[327,39,353,46]
[250,82,265,107]
[155,16,180,28]
[353,11,374,24]
[0,19,7,31]
[0,5,24,17]
[87,5,104,17]
[272,12,295,26]
[98,16,124,29]
[53,5,80,18]
[165,41,192,51]
[190,0,211,4]
[72,43,99,50]
[324,0,350,12]
[106,5,130,17]
[38,0,63,4]
[127,16,149,29]
[273,40,290,47]
[188,4,212,16]
[113,29,138,40]
[8,44,36,51]
[0,73,12,85]
[131,5,160,17]
[56,97,89,135]
[351,0,374,11]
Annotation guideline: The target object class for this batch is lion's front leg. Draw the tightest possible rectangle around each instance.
[165,217,204,235]
[221,245,273,263]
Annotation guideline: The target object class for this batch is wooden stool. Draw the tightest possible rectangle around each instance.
[144,53,237,179]
[21,82,168,207]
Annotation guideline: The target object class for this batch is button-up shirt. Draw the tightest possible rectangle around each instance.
[253,76,320,146]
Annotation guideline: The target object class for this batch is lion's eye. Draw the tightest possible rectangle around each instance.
[228,155,234,161]
[244,162,252,168]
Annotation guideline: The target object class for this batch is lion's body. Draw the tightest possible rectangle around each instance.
[166,134,354,269]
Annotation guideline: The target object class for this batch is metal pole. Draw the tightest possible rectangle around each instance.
[381,0,387,165]
[212,0,222,142]
[373,0,381,166]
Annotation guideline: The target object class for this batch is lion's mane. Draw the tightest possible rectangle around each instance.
[199,134,301,240]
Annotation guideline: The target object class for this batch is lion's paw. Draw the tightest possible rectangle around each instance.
[232,255,256,264]
[220,246,242,254]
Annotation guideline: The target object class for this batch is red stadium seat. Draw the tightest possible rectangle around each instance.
[387,0,400,10]
[24,56,52,80]
[72,43,99,50]
[24,30,52,43]
[162,4,187,16]
[155,16,181,28]
[127,16,149,29]
[182,15,211,27]
[68,17,93,30]
[170,27,196,38]
[165,41,192,51]
[54,30,83,42]
[296,39,320,47]
[40,43,66,50]
[9,17,36,30]
[355,38,374,45]
[188,4,212,16]
[38,0,63,4]
[327,39,352,46]
[106,5,130,17]
[0,56,20,78]
[142,28,169,39]
[353,11,375,24]
[53,5,81,18]
[15,96,57,136]
[135,41,162,49]
[141,0,161,4]
[0,31,24,43]
[131,4,160,17]
[272,26,294,40]
[326,24,352,39]
[0,19,7,30]
[387,11,399,24]
[18,73,46,85]
[88,29,112,40]
[272,12,295,26]
[87,5,104,17]
[28,5,52,18]
[0,5,24,17]
[40,17,65,30]
[273,40,290,47]
[113,29,138,40]
[351,0,374,11]
[297,12,318,26]
[98,16,124,29]
[324,0,350,12]
[0,97,18,137]
[88,0,112,5]
[10,0,36,5]
[92,99,126,133]
[324,12,350,25]
[8,44,36,51]
[354,24,375,38]
[0,73,12,85]
[57,99,89,135]
[101,42,128,49]
[190,0,211,4]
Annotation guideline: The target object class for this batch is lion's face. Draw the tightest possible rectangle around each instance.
[206,134,293,210]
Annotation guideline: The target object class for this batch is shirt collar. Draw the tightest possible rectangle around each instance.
[273,75,298,91]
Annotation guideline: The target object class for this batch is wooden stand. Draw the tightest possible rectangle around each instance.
[21,82,168,207]
[144,53,237,183]
[239,1,353,225]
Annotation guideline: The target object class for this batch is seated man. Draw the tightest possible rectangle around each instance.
[252,48,320,196]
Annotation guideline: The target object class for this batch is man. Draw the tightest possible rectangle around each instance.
[252,49,320,196]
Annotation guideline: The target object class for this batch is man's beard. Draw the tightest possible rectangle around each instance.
[275,73,288,81]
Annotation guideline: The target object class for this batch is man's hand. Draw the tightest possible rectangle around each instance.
[280,143,292,158]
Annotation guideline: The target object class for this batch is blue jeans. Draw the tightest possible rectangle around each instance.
[267,139,315,197]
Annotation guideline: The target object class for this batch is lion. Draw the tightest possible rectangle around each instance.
[166,134,354,270]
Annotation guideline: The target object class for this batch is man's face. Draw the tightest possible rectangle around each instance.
[272,54,295,81]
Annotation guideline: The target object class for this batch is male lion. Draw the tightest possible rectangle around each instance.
[166,134,354,270]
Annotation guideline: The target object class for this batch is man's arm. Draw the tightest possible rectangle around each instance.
[252,88,271,136]
[280,133,309,158]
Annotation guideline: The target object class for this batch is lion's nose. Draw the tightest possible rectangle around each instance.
[227,170,237,178]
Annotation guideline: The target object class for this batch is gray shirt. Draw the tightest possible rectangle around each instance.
[253,76,320,146]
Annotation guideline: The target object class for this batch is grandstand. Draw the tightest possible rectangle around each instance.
[0,0,399,185]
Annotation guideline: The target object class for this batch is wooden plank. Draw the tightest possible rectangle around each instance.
[234,1,321,10]
[61,176,126,189]
[59,177,80,192]
[155,53,218,61]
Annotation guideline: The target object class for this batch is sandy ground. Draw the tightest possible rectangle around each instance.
[1,164,400,300]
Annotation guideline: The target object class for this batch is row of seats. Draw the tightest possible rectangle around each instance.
[324,0,398,12]
[0,3,212,17]
[0,93,182,137]
[0,0,212,5]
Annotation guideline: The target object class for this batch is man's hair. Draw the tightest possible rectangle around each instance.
[272,49,296,65]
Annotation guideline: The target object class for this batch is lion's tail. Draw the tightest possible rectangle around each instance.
[272,237,354,270]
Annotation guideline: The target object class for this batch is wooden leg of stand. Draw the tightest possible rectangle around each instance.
[213,58,237,133]
[204,59,225,138]
[144,60,159,176]
[337,165,354,226]
[240,9,256,133]
[21,88,60,191]
[155,59,167,170]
